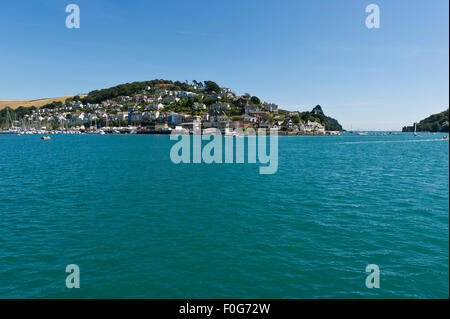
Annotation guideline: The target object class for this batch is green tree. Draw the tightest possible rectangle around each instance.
[292,115,301,124]
[250,96,261,105]
[204,81,220,93]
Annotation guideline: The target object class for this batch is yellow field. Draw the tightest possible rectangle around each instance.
[0,95,86,110]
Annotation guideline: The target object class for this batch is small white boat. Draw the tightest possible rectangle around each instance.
[413,123,419,137]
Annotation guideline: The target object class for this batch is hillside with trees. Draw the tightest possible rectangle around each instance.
[1,79,344,134]
[416,109,449,132]
[279,105,343,131]
[81,80,175,104]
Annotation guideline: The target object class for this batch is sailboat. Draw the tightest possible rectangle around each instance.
[414,123,420,137]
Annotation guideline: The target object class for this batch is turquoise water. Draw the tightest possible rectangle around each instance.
[0,133,448,299]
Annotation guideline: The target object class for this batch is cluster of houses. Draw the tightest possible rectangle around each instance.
[20,83,335,135]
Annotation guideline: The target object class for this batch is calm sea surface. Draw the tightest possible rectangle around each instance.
[0,133,448,298]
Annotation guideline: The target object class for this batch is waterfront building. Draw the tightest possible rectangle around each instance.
[298,121,326,133]
[168,114,184,126]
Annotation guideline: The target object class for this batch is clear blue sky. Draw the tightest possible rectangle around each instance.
[0,0,448,130]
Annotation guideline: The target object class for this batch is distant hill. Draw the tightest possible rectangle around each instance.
[277,105,342,131]
[323,116,342,131]
[304,105,343,131]
[0,95,86,110]
[403,109,449,132]
[1,80,344,131]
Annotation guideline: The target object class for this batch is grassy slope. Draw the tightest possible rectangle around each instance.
[0,95,86,110]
